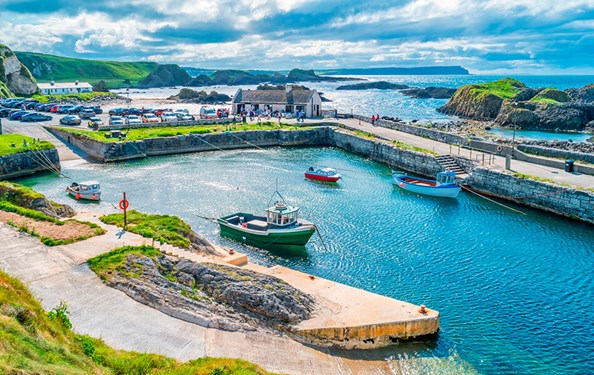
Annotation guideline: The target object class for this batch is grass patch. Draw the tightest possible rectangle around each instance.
[391,140,439,155]
[0,268,271,374]
[87,245,161,281]
[15,51,157,88]
[32,91,118,103]
[529,88,571,105]
[51,121,308,142]
[100,210,193,249]
[512,172,571,187]
[0,134,55,157]
[468,78,526,100]
[353,130,375,139]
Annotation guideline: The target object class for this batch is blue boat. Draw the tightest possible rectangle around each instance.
[392,171,461,198]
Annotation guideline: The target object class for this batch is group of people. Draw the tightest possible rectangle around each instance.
[237,108,306,123]
[371,113,381,125]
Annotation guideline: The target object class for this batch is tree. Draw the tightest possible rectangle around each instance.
[93,80,109,92]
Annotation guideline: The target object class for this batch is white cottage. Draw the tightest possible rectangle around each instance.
[38,81,93,95]
[232,87,322,117]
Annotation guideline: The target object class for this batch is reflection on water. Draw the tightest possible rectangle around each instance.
[15,147,594,375]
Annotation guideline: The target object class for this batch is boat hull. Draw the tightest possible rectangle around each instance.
[304,173,341,183]
[393,176,461,198]
[67,189,101,201]
[218,219,315,247]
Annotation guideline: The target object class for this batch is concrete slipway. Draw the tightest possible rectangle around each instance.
[0,212,468,374]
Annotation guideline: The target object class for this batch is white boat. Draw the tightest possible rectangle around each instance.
[66,181,101,201]
[392,171,461,198]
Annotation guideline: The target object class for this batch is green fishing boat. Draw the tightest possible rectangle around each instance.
[218,192,316,249]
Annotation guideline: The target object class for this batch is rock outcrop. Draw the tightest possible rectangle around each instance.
[0,44,37,96]
[400,86,457,99]
[103,253,315,332]
[138,64,192,87]
[336,81,409,90]
[167,88,231,103]
[439,78,594,131]
[0,181,75,219]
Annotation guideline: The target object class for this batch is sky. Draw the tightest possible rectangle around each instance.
[1,0,594,74]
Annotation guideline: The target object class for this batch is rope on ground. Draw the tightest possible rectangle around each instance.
[461,186,526,215]
[225,132,267,151]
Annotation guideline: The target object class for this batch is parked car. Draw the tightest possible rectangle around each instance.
[128,108,141,116]
[52,105,72,114]
[177,113,194,121]
[67,105,84,114]
[20,113,52,122]
[109,116,125,125]
[174,109,189,115]
[109,107,127,116]
[0,108,12,118]
[60,115,81,125]
[24,101,39,110]
[88,106,103,114]
[37,103,55,112]
[126,115,142,125]
[88,117,104,128]
[9,111,29,120]
[80,109,96,119]
[161,112,178,122]
[152,108,170,116]
[216,108,229,118]
[142,113,160,123]
[199,106,217,119]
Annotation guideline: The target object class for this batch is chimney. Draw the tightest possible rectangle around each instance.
[50,80,55,86]
[75,80,79,85]
[285,85,292,93]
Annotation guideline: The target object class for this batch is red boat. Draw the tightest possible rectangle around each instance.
[304,167,341,183]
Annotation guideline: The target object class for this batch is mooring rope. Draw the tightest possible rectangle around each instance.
[225,132,267,151]
[461,186,526,215]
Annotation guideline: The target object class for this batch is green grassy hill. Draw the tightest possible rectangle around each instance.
[0,267,272,374]
[15,52,158,88]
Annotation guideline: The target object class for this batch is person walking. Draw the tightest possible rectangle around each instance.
[371,115,376,126]
[278,112,282,125]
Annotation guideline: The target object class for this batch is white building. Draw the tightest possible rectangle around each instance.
[232,87,323,117]
[38,81,93,95]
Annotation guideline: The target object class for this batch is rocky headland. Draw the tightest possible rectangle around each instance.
[167,88,231,103]
[0,44,38,97]
[438,78,594,131]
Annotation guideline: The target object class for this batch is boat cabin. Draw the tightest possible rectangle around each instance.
[70,181,101,193]
[265,203,299,227]
[436,172,456,186]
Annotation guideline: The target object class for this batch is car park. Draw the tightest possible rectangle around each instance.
[109,116,125,125]
[60,115,81,125]
[88,117,104,129]
[20,113,52,122]
[142,113,159,123]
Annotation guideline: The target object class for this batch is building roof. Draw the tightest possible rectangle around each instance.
[233,89,316,105]
[38,82,93,90]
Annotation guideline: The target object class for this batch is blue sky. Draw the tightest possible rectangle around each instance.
[1,0,594,73]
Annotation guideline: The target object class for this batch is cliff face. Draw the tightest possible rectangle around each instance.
[138,64,191,87]
[0,44,38,96]
[439,78,594,131]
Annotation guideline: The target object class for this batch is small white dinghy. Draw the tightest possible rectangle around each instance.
[392,171,461,198]
[66,181,101,201]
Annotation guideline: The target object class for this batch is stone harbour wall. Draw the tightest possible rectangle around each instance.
[467,167,594,224]
[518,144,594,165]
[0,149,60,180]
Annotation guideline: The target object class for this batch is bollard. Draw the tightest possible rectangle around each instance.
[505,154,511,170]
[418,304,427,314]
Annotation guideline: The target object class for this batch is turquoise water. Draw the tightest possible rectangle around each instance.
[15,147,594,374]
[488,128,592,142]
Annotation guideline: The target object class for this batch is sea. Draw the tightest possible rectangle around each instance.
[114,75,594,141]
[16,146,594,375]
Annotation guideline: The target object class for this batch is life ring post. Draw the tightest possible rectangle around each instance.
[119,192,129,229]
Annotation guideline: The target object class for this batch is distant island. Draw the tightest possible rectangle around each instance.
[320,66,470,75]
[336,81,457,99]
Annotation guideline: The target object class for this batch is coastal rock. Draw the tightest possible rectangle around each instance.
[496,102,539,127]
[167,88,231,103]
[574,84,594,102]
[535,105,588,131]
[400,86,457,99]
[103,253,316,332]
[0,44,38,96]
[0,181,75,219]
[439,85,504,119]
[531,88,571,104]
[336,81,409,90]
[138,64,191,87]
[514,88,540,102]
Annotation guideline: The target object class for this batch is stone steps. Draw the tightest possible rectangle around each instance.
[435,155,467,175]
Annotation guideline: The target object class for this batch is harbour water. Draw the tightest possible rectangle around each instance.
[16,147,594,374]
[487,128,592,142]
